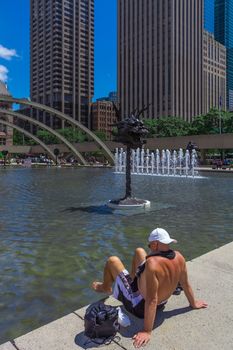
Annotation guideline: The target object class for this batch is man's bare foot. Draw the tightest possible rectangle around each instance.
[92,281,112,294]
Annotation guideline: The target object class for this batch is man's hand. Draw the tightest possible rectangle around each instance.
[133,331,151,348]
[191,300,208,309]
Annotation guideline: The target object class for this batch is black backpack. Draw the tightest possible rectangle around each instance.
[84,302,120,345]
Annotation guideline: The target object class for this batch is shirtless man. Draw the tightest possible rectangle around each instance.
[92,228,208,348]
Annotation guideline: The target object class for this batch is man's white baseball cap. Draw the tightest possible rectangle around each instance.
[148,228,177,244]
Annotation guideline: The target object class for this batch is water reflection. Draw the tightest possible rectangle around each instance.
[0,168,232,343]
[63,205,114,215]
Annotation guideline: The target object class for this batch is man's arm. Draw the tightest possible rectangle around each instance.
[133,260,158,348]
[179,260,208,309]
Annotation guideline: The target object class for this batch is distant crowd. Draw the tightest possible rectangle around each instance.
[0,154,109,167]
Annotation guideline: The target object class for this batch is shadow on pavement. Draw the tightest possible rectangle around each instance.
[119,306,192,338]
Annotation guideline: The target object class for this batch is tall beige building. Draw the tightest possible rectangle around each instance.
[30,0,94,128]
[203,30,226,113]
[118,0,204,121]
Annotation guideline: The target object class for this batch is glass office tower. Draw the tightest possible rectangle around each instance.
[215,0,233,110]
[204,0,215,33]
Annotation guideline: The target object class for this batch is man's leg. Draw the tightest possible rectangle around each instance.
[130,248,147,279]
[92,256,125,294]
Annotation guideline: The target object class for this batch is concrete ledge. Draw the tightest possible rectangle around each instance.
[0,342,16,350]
[12,312,121,350]
[1,242,233,349]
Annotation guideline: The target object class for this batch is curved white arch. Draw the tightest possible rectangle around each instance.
[0,119,57,162]
[0,96,115,164]
[0,108,87,164]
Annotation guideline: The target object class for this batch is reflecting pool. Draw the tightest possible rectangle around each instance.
[0,167,232,343]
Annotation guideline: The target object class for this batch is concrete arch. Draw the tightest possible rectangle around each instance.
[0,119,57,162]
[0,96,115,164]
[0,108,87,165]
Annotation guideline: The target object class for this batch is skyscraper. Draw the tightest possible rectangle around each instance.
[204,0,215,33]
[30,0,94,128]
[203,30,226,113]
[118,0,204,121]
[215,0,233,110]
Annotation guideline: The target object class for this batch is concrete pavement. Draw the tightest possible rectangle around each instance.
[1,242,233,350]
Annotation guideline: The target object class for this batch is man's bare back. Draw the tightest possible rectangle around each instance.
[138,251,185,304]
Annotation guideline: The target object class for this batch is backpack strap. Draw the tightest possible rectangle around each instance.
[83,335,121,348]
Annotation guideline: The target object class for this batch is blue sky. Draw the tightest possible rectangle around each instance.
[0,0,117,100]
[204,0,215,33]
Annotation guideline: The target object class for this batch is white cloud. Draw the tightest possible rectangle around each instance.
[0,44,18,60]
[0,65,9,82]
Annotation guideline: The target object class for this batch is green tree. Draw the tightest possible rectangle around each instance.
[93,130,107,141]
[191,108,231,135]
[221,111,233,133]
[13,130,36,145]
[143,119,157,137]
[155,116,191,137]
[58,128,87,143]
[13,130,24,145]
[36,130,59,144]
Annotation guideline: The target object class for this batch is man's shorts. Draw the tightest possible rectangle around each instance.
[113,269,145,318]
[113,269,168,319]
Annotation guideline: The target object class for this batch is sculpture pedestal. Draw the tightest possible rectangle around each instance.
[107,197,151,210]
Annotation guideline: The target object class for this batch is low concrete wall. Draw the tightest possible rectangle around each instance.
[1,133,233,156]
[0,146,31,154]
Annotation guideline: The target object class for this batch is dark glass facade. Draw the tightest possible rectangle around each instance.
[204,0,215,33]
[215,0,233,110]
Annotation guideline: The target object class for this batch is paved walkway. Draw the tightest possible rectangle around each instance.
[1,242,233,350]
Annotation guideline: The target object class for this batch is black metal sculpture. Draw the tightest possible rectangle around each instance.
[109,105,149,206]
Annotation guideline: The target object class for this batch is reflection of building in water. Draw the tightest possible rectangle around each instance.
[0,81,13,146]
[203,30,226,113]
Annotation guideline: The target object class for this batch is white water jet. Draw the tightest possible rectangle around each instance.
[115,148,119,172]
[114,147,199,178]
[141,148,145,174]
[178,148,183,176]
[151,152,155,175]
[173,150,177,176]
[156,149,160,175]
[185,150,190,177]
[162,150,166,175]
[166,149,171,176]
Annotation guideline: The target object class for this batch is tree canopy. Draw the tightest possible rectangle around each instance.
[12,109,233,146]
[13,128,88,145]
[143,109,233,138]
